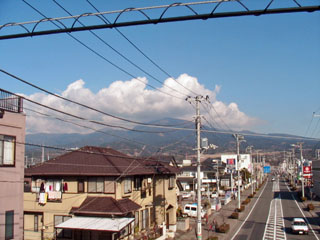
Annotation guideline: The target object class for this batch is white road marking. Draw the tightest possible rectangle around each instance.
[230,181,268,240]
[263,180,286,240]
[285,183,319,240]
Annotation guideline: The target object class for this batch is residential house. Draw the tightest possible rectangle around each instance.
[24,146,179,240]
[0,89,25,240]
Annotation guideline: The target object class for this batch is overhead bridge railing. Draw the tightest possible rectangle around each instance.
[0,0,319,40]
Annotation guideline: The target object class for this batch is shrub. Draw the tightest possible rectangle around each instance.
[217,223,230,233]
[230,212,239,219]
[307,203,315,211]
[236,205,245,212]
[206,237,218,240]
[242,198,251,205]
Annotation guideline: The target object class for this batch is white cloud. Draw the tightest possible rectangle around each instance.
[24,74,260,134]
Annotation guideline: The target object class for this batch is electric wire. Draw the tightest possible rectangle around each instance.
[86,0,200,97]
[24,107,151,148]
[0,69,193,128]
[202,99,234,133]
[52,0,191,98]
[22,0,184,101]
[5,88,177,134]
[304,112,315,137]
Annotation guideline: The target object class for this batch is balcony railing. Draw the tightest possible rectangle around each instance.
[0,88,23,113]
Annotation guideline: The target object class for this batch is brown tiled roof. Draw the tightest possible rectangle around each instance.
[25,146,179,177]
[72,197,141,216]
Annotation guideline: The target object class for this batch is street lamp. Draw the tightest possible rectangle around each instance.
[233,134,246,209]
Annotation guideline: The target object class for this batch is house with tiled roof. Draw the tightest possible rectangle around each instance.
[24,146,179,240]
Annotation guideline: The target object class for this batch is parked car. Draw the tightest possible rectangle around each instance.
[211,191,218,198]
[181,192,192,199]
[291,218,309,235]
[183,203,206,218]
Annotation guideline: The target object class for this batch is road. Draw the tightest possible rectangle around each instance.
[231,177,320,240]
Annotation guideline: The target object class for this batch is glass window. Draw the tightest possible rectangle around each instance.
[5,210,14,240]
[88,177,104,193]
[134,177,142,190]
[104,177,115,193]
[78,179,84,193]
[34,215,38,232]
[134,211,139,227]
[169,176,175,189]
[0,135,15,166]
[124,178,132,194]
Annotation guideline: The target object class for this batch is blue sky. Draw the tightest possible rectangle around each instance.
[1,0,320,137]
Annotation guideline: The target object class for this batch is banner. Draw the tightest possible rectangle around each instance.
[303,166,311,174]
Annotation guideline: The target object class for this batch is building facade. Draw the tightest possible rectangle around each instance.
[0,89,26,240]
[24,146,179,240]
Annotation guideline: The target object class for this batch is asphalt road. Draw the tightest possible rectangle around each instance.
[231,178,320,240]
[280,179,320,240]
[231,179,273,240]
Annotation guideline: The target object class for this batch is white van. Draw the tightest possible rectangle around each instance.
[183,203,206,218]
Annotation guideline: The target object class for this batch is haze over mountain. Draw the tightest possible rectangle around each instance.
[26,118,319,159]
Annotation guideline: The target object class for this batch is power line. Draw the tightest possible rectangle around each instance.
[21,0,184,101]
[52,0,191,98]
[24,106,151,148]
[4,88,177,134]
[4,88,320,141]
[0,69,193,128]
[86,0,200,97]
[1,2,319,40]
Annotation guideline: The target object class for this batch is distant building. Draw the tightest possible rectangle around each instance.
[0,89,26,240]
[24,146,179,240]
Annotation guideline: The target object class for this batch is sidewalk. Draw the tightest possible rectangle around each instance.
[175,183,263,240]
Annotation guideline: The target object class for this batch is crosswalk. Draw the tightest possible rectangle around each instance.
[263,180,286,240]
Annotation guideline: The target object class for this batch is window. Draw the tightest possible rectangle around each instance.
[55,215,72,239]
[141,209,149,230]
[134,177,142,190]
[0,135,15,166]
[78,179,84,193]
[88,177,104,193]
[104,177,115,193]
[5,210,14,240]
[134,211,139,227]
[168,176,175,189]
[34,215,38,232]
[123,178,132,194]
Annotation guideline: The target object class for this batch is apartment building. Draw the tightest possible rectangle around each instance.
[24,146,179,240]
[0,89,26,240]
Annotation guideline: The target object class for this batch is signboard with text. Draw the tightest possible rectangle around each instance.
[264,166,271,173]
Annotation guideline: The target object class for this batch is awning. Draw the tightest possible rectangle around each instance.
[56,217,134,232]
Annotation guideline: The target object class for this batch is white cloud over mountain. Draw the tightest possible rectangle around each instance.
[24,74,260,134]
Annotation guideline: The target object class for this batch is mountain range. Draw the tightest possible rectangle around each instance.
[26,118,320,160]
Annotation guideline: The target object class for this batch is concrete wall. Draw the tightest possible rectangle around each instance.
[0,111,26,240]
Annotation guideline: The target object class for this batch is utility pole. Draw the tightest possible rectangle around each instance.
[186,96,203,240]
[195,96,202,240]
[186,95,218,240]
[233,134,245,209]
[246,146,254,195]
[298,142,304,198]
